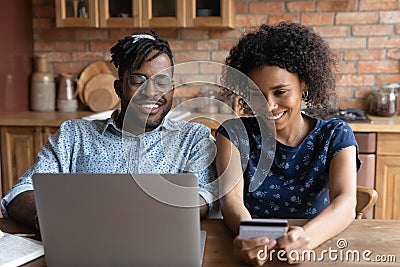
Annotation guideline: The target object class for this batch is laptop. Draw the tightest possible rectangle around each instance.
[32,173,206,267]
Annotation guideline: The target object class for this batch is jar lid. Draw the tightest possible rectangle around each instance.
[382,83,400,90]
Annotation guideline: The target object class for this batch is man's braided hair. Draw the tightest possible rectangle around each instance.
[110,31,173,78]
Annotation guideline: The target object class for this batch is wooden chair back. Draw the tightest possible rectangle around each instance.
[356,185,378,219]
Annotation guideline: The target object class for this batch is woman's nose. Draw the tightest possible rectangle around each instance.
[267,98,278,110]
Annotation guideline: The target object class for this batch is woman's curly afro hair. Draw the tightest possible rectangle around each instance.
[222,22,338,116]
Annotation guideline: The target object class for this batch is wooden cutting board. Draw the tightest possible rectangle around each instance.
[84,73,120,112]
[77,61,118,105]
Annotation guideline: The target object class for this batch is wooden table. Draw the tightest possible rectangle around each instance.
[1,219,399,266]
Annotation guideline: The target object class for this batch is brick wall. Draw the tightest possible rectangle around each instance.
[32,0,400,110]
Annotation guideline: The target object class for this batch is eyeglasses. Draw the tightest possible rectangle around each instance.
[128,73,173,92]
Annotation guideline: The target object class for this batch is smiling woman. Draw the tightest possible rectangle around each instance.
[216,22,360,266]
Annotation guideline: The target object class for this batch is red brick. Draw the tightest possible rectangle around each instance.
[235,2,247,14]
[34,41,54,52]
[337,74,374,86]
[209,29,240,39]
[72,52,104,62]
[90,40,116,51]
[173,64,200,75]
[395,24,400,35]
[33,18,52,29]
[109,30,142,41]
[336,12,377,24]
[300,13,334,25]
[73,29,109,40]
[314,26,349,37]
[197,40,218,50]
[317,0,357,12]
[39,29,74,41]
[151,29,179,39]
[344,49,384,60]
[173,74,216,86]
[53,62,86,76]
[249,2,284,13]
[32,0,53,5]
[181,29,209,40]
[211,51,229,62]
[360,0,399,11]
[358,61,399,74]
[338,62,356,74]
[352,25,394,36]
[268,14,299,25]
[199,62,224,74]
[336,86,355,97]
[369,37,400,48]
[337,98,368,110]
[380,11,400,24]
[218,40,236,50]
[327,38,366,49]
[387,49,400,60]
[376,74,400,85]
[236,15,267,27]
[332,50,344,61]
[355,87,375,98]
[169,40,197,50]
[174,51,209,61]
[46,52,71,63]
[32,5,54,17]
[55,41,87,51]
[287,1,314,12]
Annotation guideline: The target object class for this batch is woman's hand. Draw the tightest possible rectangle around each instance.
[233,235,277,266]
[277,226,311,264]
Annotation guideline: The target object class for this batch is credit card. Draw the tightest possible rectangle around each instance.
[239,219,288,240]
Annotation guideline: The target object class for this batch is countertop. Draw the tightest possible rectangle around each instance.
[347,114,400,133]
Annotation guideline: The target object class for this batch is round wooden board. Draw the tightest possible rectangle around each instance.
[77,61,118,105]
[84,73,120,112]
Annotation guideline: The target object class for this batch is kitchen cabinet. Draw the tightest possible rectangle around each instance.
[55,0,235,28]
[375,133,400,219]
[0,111,93,199]
[0,126,59,196]
[55,0,99,27]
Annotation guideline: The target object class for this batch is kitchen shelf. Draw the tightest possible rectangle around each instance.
[55,0,98,27]
[55,0,235,28]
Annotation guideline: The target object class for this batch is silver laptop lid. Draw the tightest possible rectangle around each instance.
[33,173,202,267]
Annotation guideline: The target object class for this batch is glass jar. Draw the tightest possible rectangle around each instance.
[369,83,398,117]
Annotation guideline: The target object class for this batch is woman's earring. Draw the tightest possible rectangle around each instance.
[302,90,309,100]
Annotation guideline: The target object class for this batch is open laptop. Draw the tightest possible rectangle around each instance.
[32,173,206,267]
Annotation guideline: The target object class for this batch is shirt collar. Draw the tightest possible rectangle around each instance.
[99,109,182,135]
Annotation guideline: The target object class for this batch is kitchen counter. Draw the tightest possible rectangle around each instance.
[348,114,400,133]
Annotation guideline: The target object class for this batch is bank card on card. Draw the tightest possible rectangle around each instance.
[239,219,288,240]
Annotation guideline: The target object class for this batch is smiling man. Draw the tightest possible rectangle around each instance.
[1,32,218,230]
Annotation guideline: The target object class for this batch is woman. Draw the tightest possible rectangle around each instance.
[216,22,360,265]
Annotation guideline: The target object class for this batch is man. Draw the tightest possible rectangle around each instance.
[1,31,217,230]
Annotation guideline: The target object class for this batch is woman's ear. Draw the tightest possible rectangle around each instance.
[114,79,122,98]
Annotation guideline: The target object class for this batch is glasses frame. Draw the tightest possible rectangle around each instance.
[127,73,174,93]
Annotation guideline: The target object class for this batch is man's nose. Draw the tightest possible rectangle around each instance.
[141,79,159,97]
